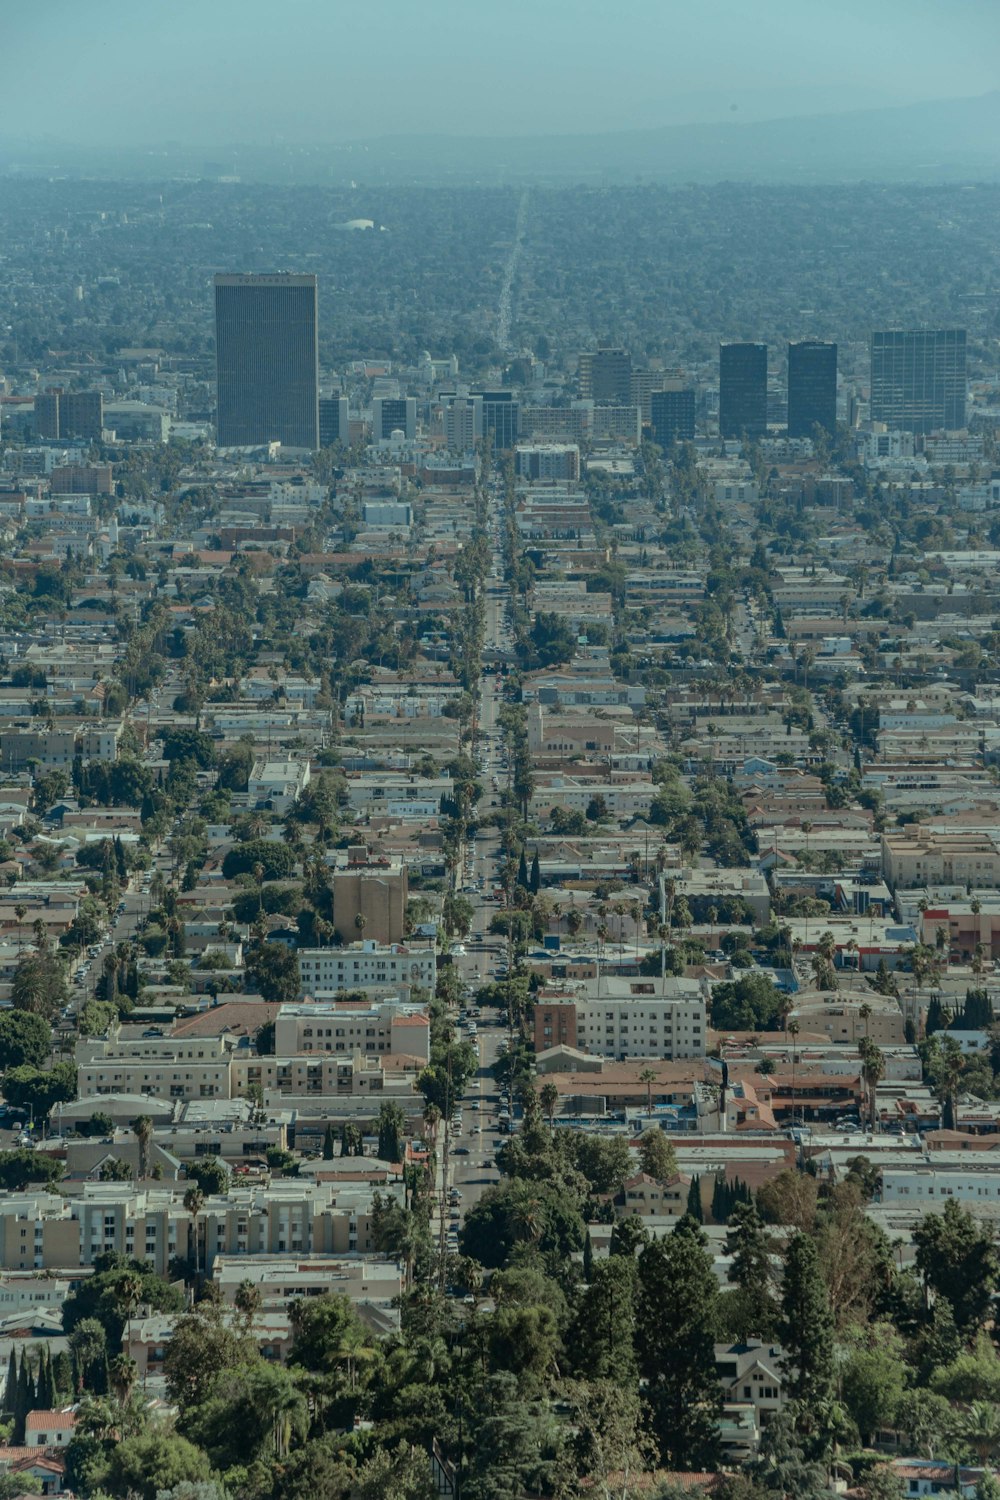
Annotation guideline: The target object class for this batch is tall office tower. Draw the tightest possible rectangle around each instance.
[214,273,319,449]
[60,391,104,441]
[870,329,967,433]
[787,341,837,438]
[372,396,416,441]
[473,390,520,449]
[34,391,61,439]
[719,343,768,439]
[650,382,696,448]
[443,396,483,452]
[319,396,349,448]
[578,345,632,404]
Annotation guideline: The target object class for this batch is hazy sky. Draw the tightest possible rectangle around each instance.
[4,0,998,144]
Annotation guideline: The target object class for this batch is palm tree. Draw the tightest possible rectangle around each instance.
[109,1354,138,1405]
[630,901,643,960]
[13,905,25,955]
[788,1019,801,1130]
[116,1270,144,1348]
[183,1186,205,1276]
[253,863,265,918]
[639,1067,657,1117]
[354,912,367,940]
[962,1401,1000,1464]
[539,1081,559,1128]
[859,1037,885,1132]
[132,1115,153,1181]
[858,1001,872,1042]
[422,1102,441,1147]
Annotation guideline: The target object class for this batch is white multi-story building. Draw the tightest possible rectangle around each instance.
[535,979,707,1062]
[297,941,435,998]
[880,1164,1000,1208]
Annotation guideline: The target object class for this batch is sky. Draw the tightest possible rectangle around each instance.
[3,0,998,145]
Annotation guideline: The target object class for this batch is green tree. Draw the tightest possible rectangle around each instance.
[2,1062,76,1120]
[638,1128,678,1180]
[246,940,300,1004]
[0,1011,50,1069]
[914,1198,999,1332]
[569,1256,638,1383]
[779,1232,834,1423]
[377,1100,406,1163]
[11,950,68,1020]
[839,1323,908,1445]
[105,1431,212,1500]
[635,1220,721,1468]
[724,1199,778,1339]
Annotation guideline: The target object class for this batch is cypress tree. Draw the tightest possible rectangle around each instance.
[636,1218,722,1468]
[517,849,529,890]
[322,1124,335,1161]
[529,850,541,895]
[686,1173,703,1222]
[710,1174,725,1224]
[39,1347,54,1409]
[3,1351,15,1417]
[582,1227,594,1282]
[12,1354,30,1443]
[926,994,944,1036]
[52,1351,73,1406]
[780,1231,834,1422]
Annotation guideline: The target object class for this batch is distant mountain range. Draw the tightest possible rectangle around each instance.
[2,92,998,186]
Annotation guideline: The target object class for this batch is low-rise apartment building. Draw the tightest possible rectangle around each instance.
[882,827,1000,889]
[274,998,431,1063]
[534,979,706,1060]
[296,941,435,999]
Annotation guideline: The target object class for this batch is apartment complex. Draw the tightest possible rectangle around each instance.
[0,1178,403,1275]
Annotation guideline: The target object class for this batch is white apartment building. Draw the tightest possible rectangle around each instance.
[535,979,707,1062]
[574,995,706,1061]
[247,758,311,813]
[296,941,436,998]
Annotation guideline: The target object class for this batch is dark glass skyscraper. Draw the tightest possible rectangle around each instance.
[719,343,767,439]
[650,384,695,448]
[870,329,966,434]
[787,340,837,438]
[214,273,319,449]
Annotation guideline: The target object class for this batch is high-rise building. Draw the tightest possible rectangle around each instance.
[578,345,632,404]
[787,341,837,439]
[61,391,104,441]
[719,343,768,439]
[650,382,696,448]
[443,397,482,452]
[33,391,61,439]
[372,397,416,442]
[214,273,319,449]
[473,390,520,449]
[786,341,836,439]
[870,329,967,434]
[319,396,349,448]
